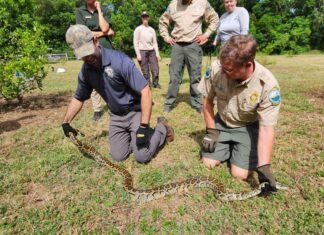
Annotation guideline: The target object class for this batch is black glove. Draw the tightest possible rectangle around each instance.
[136,124,153,148]
[257,164,277,194]
[202,128,219,153]
[62,123,78,137]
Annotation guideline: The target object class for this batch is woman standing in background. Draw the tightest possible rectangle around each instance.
[213,0,249,46]
[134,12,161,89]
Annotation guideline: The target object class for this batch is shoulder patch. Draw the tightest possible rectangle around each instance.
[268,87,281,105]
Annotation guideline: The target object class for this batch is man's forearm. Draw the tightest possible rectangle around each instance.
[203,97,215,128]
[63,98,84,123]
[140,85,152,125]
[258,125,275,166]
[92,29,114,39]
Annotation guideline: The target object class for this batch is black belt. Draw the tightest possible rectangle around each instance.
[110,104,141,116]
[176,41,195,46]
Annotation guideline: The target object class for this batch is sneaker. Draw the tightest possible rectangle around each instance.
[93,111,103,121]
[195,107,202,113]
[157,116,174,143]
[164,106,172,113]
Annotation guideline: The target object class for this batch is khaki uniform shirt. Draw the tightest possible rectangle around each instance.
[159,0,219,43]
[198,61,281,128]
[133,25,160,58]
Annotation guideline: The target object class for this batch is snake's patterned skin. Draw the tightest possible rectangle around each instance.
[69,134,289,202]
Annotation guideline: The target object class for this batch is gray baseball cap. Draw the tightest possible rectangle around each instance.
[66,24,95,59]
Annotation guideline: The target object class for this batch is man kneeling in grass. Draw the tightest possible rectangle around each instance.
[198,35,281,193]
[62,25,174,163]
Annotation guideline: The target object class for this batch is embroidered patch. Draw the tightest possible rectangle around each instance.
[104,66,114,78]
[268,87,281,105]
[249,91,260,105]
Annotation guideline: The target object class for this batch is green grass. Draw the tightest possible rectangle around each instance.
[0,55,323,234]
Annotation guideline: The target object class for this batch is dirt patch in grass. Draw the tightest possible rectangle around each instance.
[306,89,324,109]
[23,182,53,206]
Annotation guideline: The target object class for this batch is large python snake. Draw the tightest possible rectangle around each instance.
[68,133,289,202]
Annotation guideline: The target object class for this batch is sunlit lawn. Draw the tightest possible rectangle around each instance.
[0,54,323,234]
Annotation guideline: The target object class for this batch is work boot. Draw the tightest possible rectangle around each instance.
[195,107,202,113]
[164,105,172,113]
[157,116,174,143]
[153,84,161,89]
[93,111,103,121]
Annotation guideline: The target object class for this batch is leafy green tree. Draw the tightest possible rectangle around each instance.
[108,0,148,55]
[0,0,47,101]
[35,0,77,52]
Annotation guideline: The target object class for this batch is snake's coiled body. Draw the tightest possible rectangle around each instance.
[69,134,289,202]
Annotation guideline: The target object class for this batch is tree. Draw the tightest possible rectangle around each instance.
[35,0,76,52]
[0,0,47,101]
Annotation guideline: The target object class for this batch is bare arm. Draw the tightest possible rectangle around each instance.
[140,85,152,125]
[62,98,84,124]
[258,125,275,166]
[92,28,115,39]
[95,1,110,33]
[203,97,216,128]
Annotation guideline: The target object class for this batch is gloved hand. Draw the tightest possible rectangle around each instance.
[136,124,153,148]
[257,164,277,194]
[62,123,78,137]
[202,128,219,153]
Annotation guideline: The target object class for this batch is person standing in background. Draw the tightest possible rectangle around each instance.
[134,12,161,89]
[213,0,249,46]
[76,0,115,121]
[159,0,219,113]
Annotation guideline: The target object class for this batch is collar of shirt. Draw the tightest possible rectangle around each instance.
[80,4,98,14]
[100,45,112,68]
[235,61,259,88]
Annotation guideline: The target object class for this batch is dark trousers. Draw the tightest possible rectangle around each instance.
[165,42,203,109]
[139,50,160,87]
[109,111,167,163]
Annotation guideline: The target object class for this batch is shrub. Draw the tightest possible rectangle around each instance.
[0,24,48,101]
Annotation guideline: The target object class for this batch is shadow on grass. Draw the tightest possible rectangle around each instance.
[0,91,72,113]
[0,115,36,134]
[162,92,195,110]
[189,129,205,148]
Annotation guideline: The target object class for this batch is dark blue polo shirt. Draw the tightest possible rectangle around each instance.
[74,47,148,114]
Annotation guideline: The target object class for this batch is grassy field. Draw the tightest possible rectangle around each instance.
[0,54,323,234]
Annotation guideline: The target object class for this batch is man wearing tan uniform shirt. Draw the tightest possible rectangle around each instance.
[159,0,219,113]
[134,12,161,88]
[198,35,281,193]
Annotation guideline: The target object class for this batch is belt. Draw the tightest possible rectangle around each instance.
[176,41,195,46]
[110,103,141,116]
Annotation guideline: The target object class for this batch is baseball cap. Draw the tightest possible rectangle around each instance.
[66,24,95,60]
[141,11,149,17]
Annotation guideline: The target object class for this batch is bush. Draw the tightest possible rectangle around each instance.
[0,24,47,101]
